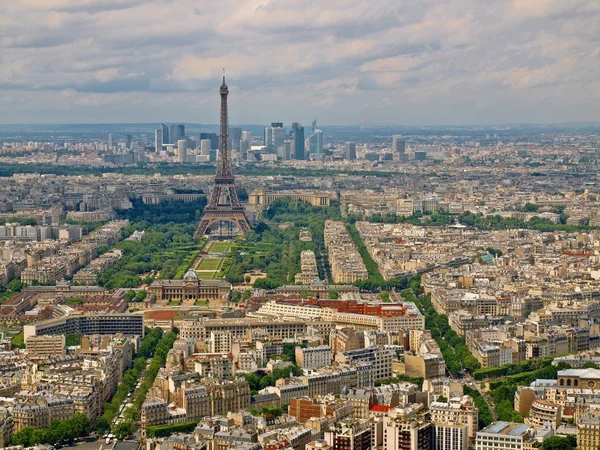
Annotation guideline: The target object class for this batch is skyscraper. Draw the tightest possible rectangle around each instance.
[229,127,242,151]
[264,127,273,148]
[154,129,162,153]
[283,140,292,160]
[392,135,406,155]
[177,140,187,163]
[293,125,305,160]
[308,129,323,155]
[200,133,219,150]
[200,139,211,156]
[108,134,114,148]
[170,124,185,144]
[161,123,169,145]
[312,119,317,134]
[345,142,357,160]
[125,135,132,149]
[272,127,287,148]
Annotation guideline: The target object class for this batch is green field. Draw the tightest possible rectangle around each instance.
[197,271,218,279]
[197,258,223,270]
[208,241,231,253]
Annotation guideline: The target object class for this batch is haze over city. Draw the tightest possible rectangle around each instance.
[2,0,600,125]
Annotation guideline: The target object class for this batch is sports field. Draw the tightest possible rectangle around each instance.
[208,241,231,253]
[197,258,223,271]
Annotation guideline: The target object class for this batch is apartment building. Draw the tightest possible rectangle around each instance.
[180,317,333,342]
[25,335,65,357]
[429,396,479,438]
[432,422,469,450]
[295,250,320,284]
[475,422,537,450]
[325,419,372,450]
[295,345,332,370]
[24,314,145,341]
[335,346,394,382]
[578,417,600,450]
[324,220,368,283]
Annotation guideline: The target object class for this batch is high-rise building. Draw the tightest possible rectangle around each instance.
[264,123,284,149]
[229,127,242,151]
[125,135,132,149]
[293,125,305,160]
[283,140,292,160]
[264,127,273,148]
[108,134,114,148]
[177,140,187,163]
[312,119,317,134]
[272,127,287,148]
[154,129,163,153]
[308,129,324,156]
[392,135,406,155]
[345,142,357,160]
[170,125,178,144]
[200,139,212,156]
[170,124,185,144]
[161,123,169,144]
[200,133,219,150]
[242,130,252,144]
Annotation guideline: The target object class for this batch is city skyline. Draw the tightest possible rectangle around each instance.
[1,1,599,125]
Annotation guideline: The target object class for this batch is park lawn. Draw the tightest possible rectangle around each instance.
[208,241,231,253]
[11,331,25,349]
[197,258,223,270]
[197,271,218,279]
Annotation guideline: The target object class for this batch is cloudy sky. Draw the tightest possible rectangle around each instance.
[1,0,599,125]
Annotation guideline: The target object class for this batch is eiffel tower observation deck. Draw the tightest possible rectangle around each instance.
[194,72,250,238]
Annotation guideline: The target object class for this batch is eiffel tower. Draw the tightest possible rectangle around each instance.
[194,73,250,238]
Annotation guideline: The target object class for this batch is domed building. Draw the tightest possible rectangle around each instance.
[148,269,231,303]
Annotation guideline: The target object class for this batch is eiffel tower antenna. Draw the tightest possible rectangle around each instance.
[194,72,250,238]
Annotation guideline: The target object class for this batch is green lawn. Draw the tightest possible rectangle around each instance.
[197,258,223,270]
[208,241,231,253]
[197,271,217,279]
[11,331,25,349]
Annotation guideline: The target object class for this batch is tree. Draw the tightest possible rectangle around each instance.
[95,416,110,434]
[69,413,90,437]
[113,421,134,439]
[581,361,600,369]
[543,435,577,450]
[7,279,23,292]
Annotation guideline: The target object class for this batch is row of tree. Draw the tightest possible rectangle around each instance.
[97,223,199,289]
[404,291,481,374]
[117,329,178,438]
[96,328,165,433]
[366,209,588,232]
[10,413,90,447]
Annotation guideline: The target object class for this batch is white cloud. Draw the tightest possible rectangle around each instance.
[0,0,598,124]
